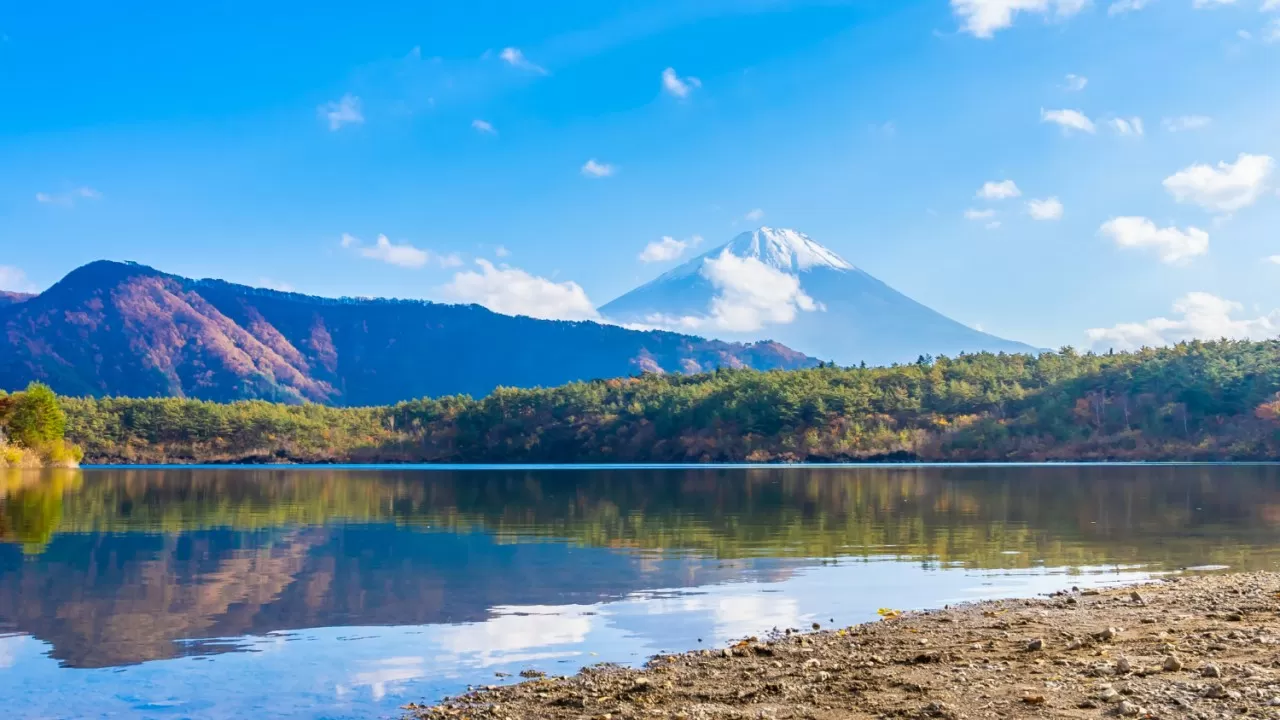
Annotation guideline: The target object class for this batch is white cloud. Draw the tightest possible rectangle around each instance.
[1041,108,1096,133]
[442,259,599,321]
[1193,0,1237,7]
[1109,116,1145,136]
[1163,153,1275,212]
[1162,115,1212,132]
[1063,73,1088,91]
[1086,292,1280,351]
[341,233,460,269]
[744,208,765,221]
[319,94,363,131]
[0,266,35,293]
[494,245,511,258]
[638,235,696,263]
[977,180,1022,200]
[1265,254,1280,264]
[1108,0,1152,14]
[1027,197,1065,220]
[661,67,701,98]
[35,186,101,207]
[581,159,615,178]
[951,0,1090,38]
[1266,19,1280,41]
[964,208,997,220]
[636,252,822,334]
[471,119,496,134]
[1264,0,1280,10]
[985,220,1003,230]
[1239,29,1254,39]
[257,278,296,292]
[499,47,547,74]
[1100,216,1209,264]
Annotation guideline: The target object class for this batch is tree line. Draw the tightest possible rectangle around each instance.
[45,339,1280,464]
[0,383,82,467]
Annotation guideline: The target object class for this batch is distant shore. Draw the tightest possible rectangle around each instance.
[410,571,1280,720]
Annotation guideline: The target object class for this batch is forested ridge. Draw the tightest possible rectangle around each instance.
[51,339,1280,464]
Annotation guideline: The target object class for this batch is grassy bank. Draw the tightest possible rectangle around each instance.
[52,339,1280,464]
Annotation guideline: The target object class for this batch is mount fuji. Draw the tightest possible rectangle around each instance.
[599,227,1036,365]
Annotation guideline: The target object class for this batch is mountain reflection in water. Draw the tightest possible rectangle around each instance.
[1,465,1279,718]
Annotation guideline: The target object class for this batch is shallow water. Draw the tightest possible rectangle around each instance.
[2,464,1279,719]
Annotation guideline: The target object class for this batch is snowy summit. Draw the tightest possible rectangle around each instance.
[599,227,1035,365]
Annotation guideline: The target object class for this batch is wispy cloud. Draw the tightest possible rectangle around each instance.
[1109,116,1145,136]
[1041,108,1096,134]
[976,180,1021,200]
[341,233,462,269]
[744,208,765,222]
[964,208,997,220]
[1063,73,1088,91]
[581,159,616,178]
[661,67,701,98]
[35,186,101,207]
[319,94,363,131]
[1100,216,1209,264]
[1108,0,1152,15]
[1162,115,1212,132]
[471,119,496,134]
[499,47,547,74]
[257,278,296,293]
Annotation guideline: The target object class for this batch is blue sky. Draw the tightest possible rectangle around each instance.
[2,0,1279,350]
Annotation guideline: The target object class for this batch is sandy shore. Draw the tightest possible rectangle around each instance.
[406,571,1280,720]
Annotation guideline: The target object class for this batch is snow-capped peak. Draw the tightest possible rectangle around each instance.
[721,227,854,273]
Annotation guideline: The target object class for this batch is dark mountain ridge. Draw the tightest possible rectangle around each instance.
[0,260,815,405]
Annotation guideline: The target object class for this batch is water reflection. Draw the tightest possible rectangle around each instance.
[1,465,1279,718]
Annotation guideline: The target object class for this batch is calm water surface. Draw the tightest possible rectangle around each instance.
[3,465,1280,719]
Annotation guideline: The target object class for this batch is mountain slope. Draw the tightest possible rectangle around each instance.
[0,291,33,308]
[0,260,816,404]
[599,227,1036,365]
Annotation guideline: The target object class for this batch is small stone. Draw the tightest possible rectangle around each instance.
[1117,700,1142,716]
[1269,697,1280,707]
[1202,663,1222,678]
[1066,639,1083,651]
[1163,654,1184,672]
[1116,657,1132,674]
[1026,638,1044,651]
[1100,687,1122,703]
[1203,683,1231,699]
[1130,591,1145,604]
[1096,627,1119,642]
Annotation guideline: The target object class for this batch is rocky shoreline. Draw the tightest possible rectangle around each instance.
[406,571,1280,720]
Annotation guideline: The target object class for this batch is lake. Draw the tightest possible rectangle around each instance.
[2,464,1279,719]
